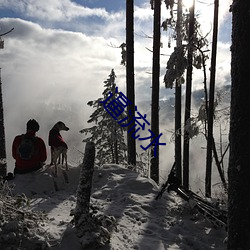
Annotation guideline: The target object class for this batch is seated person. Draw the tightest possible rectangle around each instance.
[12,119,47,174]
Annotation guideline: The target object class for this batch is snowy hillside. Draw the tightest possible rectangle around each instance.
[0,164,227,250]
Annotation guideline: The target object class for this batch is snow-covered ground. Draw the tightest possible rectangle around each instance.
[1,164,227,250]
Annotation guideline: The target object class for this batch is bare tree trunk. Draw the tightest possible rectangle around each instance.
[112,121,119,164]
[0,69,7,177]
[74,142,95,226]
[211,137,227,191]
[126,0,136,166]
[74,142,116,248]
[150,0,161,184]
[175,0,183,183]
[205,0,219,197]
[114,131,118,164]
[183,0,195,190]
[0,30,13,178]
[228,0,250,248]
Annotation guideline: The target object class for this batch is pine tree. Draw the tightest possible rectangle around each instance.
[80,69,127,166]
[183,0,195,190]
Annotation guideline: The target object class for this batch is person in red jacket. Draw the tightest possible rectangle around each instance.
[12,119,47,174]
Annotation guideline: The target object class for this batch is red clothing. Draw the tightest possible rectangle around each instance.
[12,131,47,172]
[48,128,68,149]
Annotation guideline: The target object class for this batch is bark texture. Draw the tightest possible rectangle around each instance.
[228,1,250,249]
[150,0,161,184]
[0,73,6,177]
[75,142,95,226]
[126,0,136,166]
[74,142,116,249]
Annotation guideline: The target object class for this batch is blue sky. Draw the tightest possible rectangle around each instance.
[0,0,232,171]
[74,0,126,12]
[0,0,151,35]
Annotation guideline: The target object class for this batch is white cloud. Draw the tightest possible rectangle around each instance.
[2,18,128,103]
[0,0,232,173]
[0,0,109,21]
[195,0,232,38]
[134,4,153,21]
[0,17,127,169]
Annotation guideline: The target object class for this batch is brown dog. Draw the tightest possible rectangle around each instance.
[48,121,69,176]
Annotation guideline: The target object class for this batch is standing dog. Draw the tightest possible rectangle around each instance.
[48,121,69,176]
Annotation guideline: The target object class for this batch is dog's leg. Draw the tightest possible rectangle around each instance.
[61,153,65,165]
[57,154,61,164]
[61,150,69,183]
[64,152,68,171]
[52,149,60,177]
[50,147,54,165]
[54,163,58,177]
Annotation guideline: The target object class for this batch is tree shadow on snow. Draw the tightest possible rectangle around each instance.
[8,165,81,215]
[91,164,172,250]
[91,164,226,250]
[135,190,227,250]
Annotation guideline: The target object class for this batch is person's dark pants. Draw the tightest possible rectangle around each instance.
[14,165,43,175]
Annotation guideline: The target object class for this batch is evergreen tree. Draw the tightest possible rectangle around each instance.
[80,69,127,166]
[163,1,210,187]
[183,0,195,190]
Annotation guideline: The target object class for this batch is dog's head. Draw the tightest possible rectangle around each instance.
[53,121,69,131]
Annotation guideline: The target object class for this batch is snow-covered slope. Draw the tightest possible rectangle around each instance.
[1,164,227,250]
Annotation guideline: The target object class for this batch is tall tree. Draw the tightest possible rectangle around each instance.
[150,0,161,184]
[74,142,95,226]
[163,0,185,182]
[183,0,195,190]
[0,68,6,177]
[228,0,250,248]
[205,0,219,197]
[0,28,14,177]
[126,0,136,166]
[80,69,127,166]
[175,0,183,183]
[74,142,115,248]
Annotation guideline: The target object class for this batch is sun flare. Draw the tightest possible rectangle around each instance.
[183,0,194,9]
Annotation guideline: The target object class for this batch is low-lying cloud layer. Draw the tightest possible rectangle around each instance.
[0,0,232,187]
